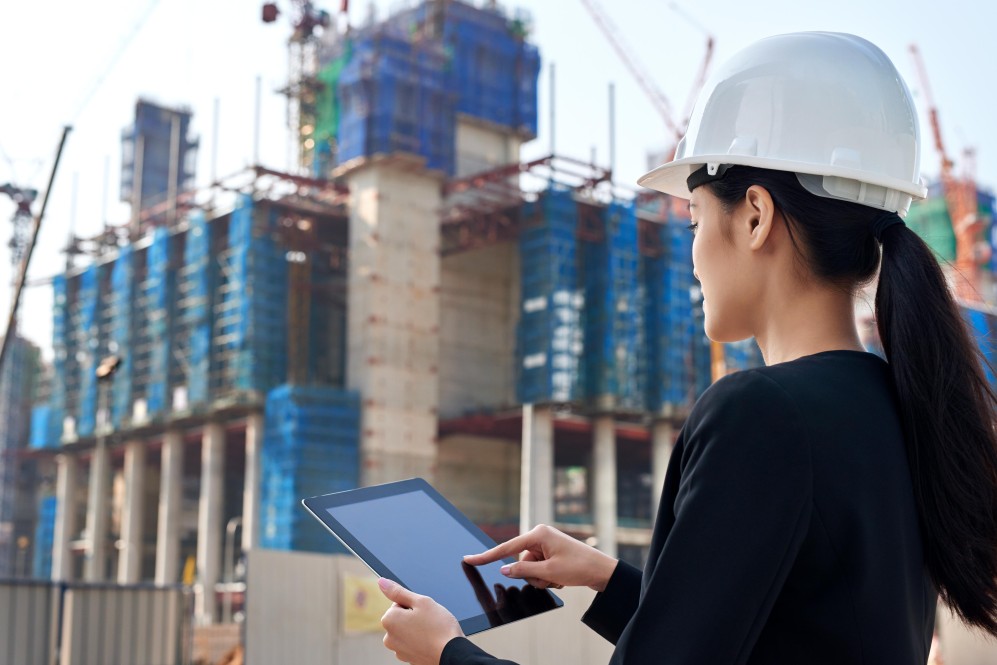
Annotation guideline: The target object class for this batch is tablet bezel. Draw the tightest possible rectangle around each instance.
[301,477,562,635]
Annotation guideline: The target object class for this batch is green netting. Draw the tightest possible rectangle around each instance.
[906,197,956,263]
[315,41,353,144]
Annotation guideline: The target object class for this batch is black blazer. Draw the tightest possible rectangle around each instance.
[443,350,936,664]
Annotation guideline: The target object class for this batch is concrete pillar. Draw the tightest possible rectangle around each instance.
[51,454,79,581]
[346,162,442,487]
[156,430,184,585]
[117,440,146,583]
[651,420,675,520]
[196,422,225,624]
[593,416,617,558]
[242,413,263,553]
[83,440,110,581]
[519,404,554,534]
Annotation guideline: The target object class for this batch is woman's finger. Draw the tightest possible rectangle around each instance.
[463,531,537,565]
[377,578,421,609]
[500,558,550,582]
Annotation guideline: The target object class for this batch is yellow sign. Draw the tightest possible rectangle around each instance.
[342,573,392,633]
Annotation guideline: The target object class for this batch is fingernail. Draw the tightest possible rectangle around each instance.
[378,578,393,591]
[500,565,511,575]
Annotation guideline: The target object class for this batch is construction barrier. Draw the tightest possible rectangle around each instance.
[0,578,193,665]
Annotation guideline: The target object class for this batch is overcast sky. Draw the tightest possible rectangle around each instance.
[2,0,994,358]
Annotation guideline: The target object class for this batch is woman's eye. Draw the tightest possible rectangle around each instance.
[686,222,699,234]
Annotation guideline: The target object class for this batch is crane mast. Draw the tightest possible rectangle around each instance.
[909,44,983,302]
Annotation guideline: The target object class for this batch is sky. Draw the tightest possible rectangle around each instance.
[1,0,995,360]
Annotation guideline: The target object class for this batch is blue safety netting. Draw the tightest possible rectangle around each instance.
[580,200,643,410]
[76,265,100,437]
[145,227,173,415]
[326,2,540,175]
[516,187,584,404]
[962,304,997,384]
[182,210,213,405]
[29,406,60,450]
[32,496,57,579]
[260,384,360,553]
[336,31,455,174]
[47,275,68,444]
[643,214,698,412]
[417,1,541,135]
[110,245,134,426]
[221,195,288,394]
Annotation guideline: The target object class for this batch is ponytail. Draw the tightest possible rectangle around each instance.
[876,224,997,633]
[706,165,997,634]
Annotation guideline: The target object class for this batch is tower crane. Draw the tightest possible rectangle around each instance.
[0,184,38,280]
[579,0,714,159]
[1,183,38,338]
[579,0,682,144]
[909,44,985,302]
[579,1,727,382]
[262,0,337,173]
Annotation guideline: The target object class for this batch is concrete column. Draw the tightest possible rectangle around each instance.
[156,430,184,584]
[651,420,675,520]
[242,413,263,553]
[519,404,554,534]
[83,441,110,581]
[117,440,146,583]
[593,416,617,558]
[346,163,441,487]
[196,422,225,625]
[51,454,79,581]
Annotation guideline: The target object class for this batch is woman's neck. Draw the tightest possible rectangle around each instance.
[754,285,865,366]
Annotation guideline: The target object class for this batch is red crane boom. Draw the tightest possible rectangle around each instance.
[909,44,982,302]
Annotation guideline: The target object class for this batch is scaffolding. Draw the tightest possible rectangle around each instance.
[31,165,351,450]
[260,385,360,553]
[315,0,540,178]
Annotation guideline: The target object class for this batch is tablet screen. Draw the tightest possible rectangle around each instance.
[304,478,562,634]
[327,490,520,622]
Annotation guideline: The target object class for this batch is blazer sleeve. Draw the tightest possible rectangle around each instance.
[580,559,643,644]
[440,637,519,665]
[608,369,813,665]
[441,559,643,665]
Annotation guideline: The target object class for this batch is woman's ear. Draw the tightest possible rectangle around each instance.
[742,185,777,251]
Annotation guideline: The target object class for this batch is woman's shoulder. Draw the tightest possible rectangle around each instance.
[690,366,799,421]
[690,350,887,421]
[680,367,813,481]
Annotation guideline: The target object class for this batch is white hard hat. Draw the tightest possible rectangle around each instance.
[638,32,926,217]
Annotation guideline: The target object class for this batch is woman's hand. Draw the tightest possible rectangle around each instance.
[463,524,619,592]
[379,578,464,665]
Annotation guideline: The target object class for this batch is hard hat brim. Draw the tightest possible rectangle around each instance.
[638,155,928,202]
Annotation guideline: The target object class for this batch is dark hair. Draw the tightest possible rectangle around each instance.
[706,165,997,634]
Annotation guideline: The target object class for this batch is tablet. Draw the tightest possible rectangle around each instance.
[302,477,563,635]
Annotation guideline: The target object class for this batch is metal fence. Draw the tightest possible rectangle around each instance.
[0,578,194,665]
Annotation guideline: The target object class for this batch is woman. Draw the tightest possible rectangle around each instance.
[378,32,997,664]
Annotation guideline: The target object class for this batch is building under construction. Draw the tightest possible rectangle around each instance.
[13,1,769,629]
